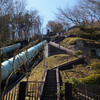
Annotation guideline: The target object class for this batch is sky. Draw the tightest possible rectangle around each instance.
[26,0,77,33]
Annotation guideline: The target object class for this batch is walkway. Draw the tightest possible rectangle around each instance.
[41,69,57,100]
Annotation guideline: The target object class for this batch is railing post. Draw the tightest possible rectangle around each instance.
[0,50,2,100]
[1,55,3,62]
[65,82,72,100]
[18,82,27,100]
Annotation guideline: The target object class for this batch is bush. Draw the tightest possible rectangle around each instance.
[90,62,100,70]
[96,70,100,74]
[68,77,80,85]
[74,50,83,56]
[80,74,100,85]
[57,77,80,99]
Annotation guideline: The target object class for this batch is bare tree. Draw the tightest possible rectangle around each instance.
[79,0,98,29]
[0,0,43,46]
[57,6,88,30]
[30,10,42,38]
[0,0,26,45]
[0,0,12,47]
[46,21,56,32]
[57,0,100,39]
[86,0,100,23]
[46,20,65,34]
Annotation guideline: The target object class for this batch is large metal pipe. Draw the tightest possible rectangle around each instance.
[0,43,21,55]
[1,40,47,81]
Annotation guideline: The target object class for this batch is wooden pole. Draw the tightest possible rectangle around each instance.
[18,82,27,100]
[59,33,60,54]
[0,50,2,100]
[65,82,72,100]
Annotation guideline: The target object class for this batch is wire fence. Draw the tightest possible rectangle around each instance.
[76,84,100,100]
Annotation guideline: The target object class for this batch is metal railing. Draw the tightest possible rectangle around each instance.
[76,84,100,100]
[37,68,48,99]
[4,81,100,100]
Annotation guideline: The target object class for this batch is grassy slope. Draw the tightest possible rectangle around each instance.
[21,39,100,83]
[60,37,81,47]
[65,28,84,36]
[60,37,100,47]
[21,28,100,83]
[60,64,95,82]
[22,54,76,81]
[60,58,100,82]
[60,27,100,82]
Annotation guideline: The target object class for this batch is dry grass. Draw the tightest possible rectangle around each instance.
[21,54,76,82]
[60,58,100,82]
[60,65,96,82]
[60,37,100,47]
[60,37,81,47]
[64,28,84,36]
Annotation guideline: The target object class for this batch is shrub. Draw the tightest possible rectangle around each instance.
[90,62,100,70]
[57,77,80,99]
[80,74,100,85]
[68,77,80,85]
[96,70,100,74]
[74,50,83,56]
[66,77,80,99]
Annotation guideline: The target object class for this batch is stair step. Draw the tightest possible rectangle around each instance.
[41,70,57,100]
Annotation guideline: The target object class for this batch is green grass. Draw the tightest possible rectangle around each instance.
[22,54,77,82]
[60,58,100,82]
[80,74,100,84]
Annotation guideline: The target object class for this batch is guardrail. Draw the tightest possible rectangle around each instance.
[56,68,60,100]
[37,68,48,99]
[77,84,100,100]
[49,41,74,55]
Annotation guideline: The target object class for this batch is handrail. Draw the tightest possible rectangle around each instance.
[37,67,48,100]
[56,67,60,100]
[49,41,74,55]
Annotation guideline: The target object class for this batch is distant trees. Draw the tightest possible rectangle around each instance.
[46,20,65,34]
[57,0,100,33]
[87,0,100,23]
[0,0,42,47]
[46,21,56,32]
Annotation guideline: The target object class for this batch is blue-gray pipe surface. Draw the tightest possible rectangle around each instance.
[0,43,21,55]
[1,40,47,81]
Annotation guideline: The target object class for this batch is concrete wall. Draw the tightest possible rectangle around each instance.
[49,44,67,56]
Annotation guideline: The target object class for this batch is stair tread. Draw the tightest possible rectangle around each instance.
[41,70,57,100]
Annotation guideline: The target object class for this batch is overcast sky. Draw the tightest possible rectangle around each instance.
[26,0,77,33]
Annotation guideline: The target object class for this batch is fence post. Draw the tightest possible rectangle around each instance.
[0,50,2,100]
[18,82,27,100]
[65,82,72,100]
[1,55,3,62]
